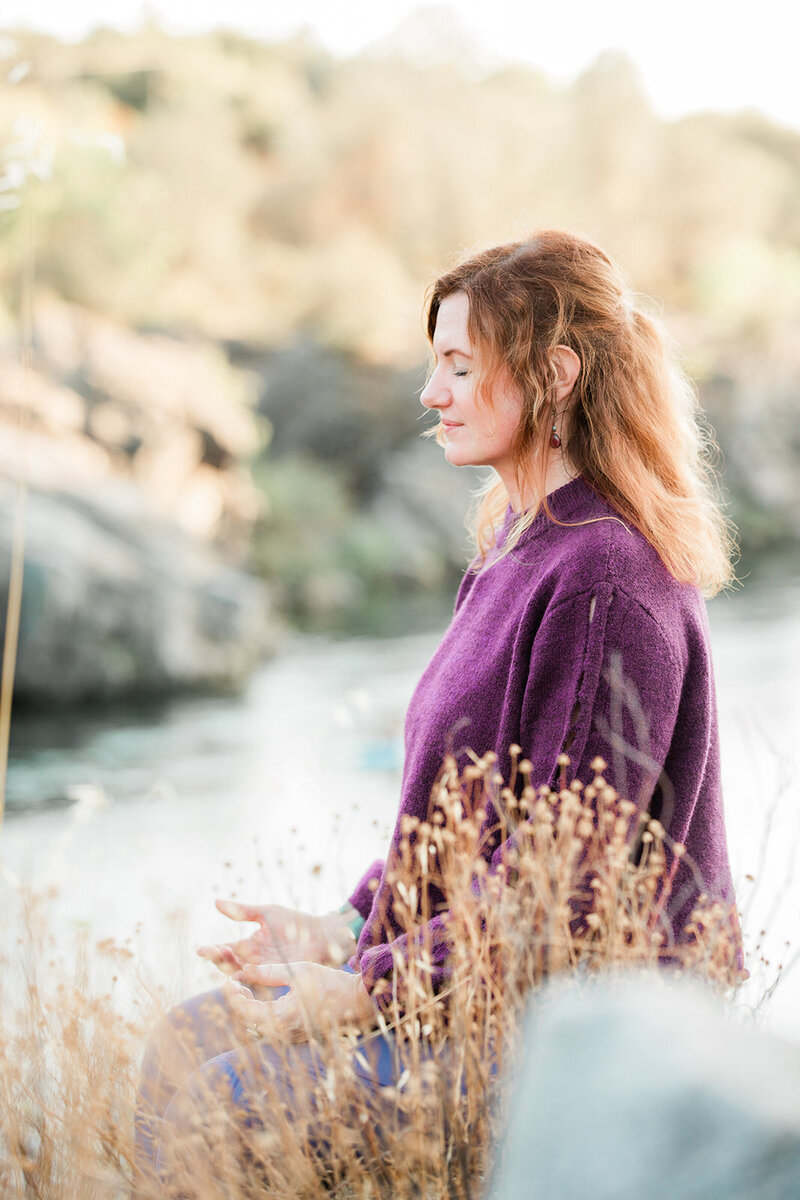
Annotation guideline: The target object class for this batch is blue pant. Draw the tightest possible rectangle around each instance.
[135,970,412,1192]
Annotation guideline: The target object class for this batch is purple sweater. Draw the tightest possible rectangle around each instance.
[348,476,736,1003]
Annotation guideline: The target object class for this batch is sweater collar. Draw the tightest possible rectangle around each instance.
[500,476,610,546]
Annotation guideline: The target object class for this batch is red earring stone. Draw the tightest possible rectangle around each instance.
[550,424,561,449]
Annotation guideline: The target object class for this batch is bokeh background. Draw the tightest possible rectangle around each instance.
[1,3,798,1034]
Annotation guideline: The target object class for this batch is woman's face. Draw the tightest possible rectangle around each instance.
[420,291,523,480]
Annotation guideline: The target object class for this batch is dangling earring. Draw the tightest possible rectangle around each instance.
[550,421,561,450]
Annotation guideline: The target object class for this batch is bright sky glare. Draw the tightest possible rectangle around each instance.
[2,0,797,131]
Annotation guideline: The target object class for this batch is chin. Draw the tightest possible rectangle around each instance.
[444,444,479,468]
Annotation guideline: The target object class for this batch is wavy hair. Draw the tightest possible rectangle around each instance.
[425,230,736,596]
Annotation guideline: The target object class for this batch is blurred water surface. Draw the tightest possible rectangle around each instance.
[2,573,799,1036]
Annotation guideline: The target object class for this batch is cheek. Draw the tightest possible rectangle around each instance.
[483,376,523,433]
[493,399,524,448]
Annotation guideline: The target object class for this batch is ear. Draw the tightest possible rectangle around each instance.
[551,345,581,402]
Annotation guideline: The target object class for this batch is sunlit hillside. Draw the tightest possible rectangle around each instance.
[2,23,799,642]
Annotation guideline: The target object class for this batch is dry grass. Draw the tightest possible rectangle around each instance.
[0,750,744,1199]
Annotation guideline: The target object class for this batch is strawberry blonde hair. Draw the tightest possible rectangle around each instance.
[425,230,735,596]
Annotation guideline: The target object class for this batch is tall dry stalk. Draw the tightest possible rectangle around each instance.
[0,751,744,1199]
[0,206,33,847]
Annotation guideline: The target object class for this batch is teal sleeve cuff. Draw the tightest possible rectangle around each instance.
[338,902,366,941]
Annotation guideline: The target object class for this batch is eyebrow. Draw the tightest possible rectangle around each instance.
[436,347,473,359]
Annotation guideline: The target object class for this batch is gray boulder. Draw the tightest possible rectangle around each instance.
[1,481,278,705]
[492,974,800,1200]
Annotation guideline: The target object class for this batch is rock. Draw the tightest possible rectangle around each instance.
[0,298,280,704]
[247,336,424,499]
[0,296,267,560]
[492,974,800,1200]
[1,481,279,705]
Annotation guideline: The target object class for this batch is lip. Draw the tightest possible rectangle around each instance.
[441,420,464,431]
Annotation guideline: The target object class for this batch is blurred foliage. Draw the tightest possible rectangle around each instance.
[1,23,799,628]
[3,27,800,355]
[250,454,401,618]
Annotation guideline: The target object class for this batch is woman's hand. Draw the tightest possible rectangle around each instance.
[224,963,376,1044]
[197,900,357,975]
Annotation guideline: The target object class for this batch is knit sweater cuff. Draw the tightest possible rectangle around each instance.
[357,914,452,1016]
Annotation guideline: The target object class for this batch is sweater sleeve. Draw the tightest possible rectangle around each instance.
[358,584,687,1008]
[347,859,385,920]
[519,583,683,808]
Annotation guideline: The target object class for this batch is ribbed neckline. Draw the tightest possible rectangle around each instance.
[499,475,610,548]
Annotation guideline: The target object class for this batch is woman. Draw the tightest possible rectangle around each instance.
[137,230,738,1186]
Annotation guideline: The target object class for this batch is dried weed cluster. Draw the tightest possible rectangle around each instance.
[0,753,743,1199]
[0,904,145,1198]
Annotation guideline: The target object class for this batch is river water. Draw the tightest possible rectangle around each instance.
[2,572,799,1038]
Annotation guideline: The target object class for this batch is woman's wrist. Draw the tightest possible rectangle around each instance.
[346,970,376,1026]
[318,906,364,963]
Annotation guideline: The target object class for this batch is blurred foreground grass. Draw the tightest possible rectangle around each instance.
[0,753,744,1198]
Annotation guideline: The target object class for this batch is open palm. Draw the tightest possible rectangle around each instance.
[197,900,349,973]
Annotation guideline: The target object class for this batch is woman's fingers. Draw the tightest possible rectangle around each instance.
[234,962,294,988]
[196,943,243,974]
[234,963,319,1012]
[224,966,367,1044]
[227,991,270,1028]
[224,979,306,1042]
[196,943,223,963]
[197,936,291,974]
[224,980,268,1026]
[215,898,265,924]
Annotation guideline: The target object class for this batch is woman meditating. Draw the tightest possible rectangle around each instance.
[137,230,738,1188]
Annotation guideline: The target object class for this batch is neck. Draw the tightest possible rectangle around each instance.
[500,451,577,514]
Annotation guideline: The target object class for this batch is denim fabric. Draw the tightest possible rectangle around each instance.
[136,967,408,1186]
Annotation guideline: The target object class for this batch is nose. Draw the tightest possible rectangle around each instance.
[420,366,450,411]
